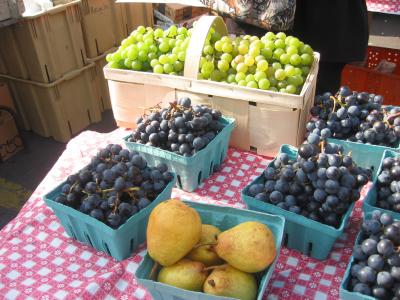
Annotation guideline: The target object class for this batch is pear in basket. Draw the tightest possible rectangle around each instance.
[214,221,276,273]
[147,199,202,266]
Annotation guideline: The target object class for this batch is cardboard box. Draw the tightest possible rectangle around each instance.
[0,81,16,111]
[155,3,208,22]
[0,111,23,162]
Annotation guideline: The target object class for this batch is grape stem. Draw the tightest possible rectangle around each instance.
[69,181,79,193]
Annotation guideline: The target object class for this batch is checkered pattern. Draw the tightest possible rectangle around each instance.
[0,129,368,299]
[367,0,400,14]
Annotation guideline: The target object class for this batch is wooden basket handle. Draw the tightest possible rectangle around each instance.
[183,15,228,79]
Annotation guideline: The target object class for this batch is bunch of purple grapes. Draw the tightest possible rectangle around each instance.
[55,144,174,229]
[306,86,400,147]
[376,156,400,213]
[246,141,370,227]
[349,210,400,298]
[128,97,224,156]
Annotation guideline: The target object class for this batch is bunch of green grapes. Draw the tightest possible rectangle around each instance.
[199,32,314,94]
[106,25,191,75]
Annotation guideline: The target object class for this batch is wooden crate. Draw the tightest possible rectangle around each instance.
[103,16,319,156]
[5,63,101,142]
[118,2,153,36]
[0,0,86,83]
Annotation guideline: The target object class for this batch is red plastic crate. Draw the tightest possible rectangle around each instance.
[341,46,400,105]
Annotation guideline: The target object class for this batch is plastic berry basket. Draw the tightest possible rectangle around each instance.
[135,200,285,300]
[241,144,355,261]
[124,117,235,192]
[363,149,400,219]
[43,177,176,261]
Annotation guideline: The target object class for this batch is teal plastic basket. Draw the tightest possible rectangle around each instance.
[124,117,235,192]
[363,149,400,219]
[43,177,175,261]
[135,201,284,300]
[242,144,355,261]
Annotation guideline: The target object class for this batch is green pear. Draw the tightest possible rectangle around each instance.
[187,224,224,266]
[203,265,257,300]
[157,258,208,291]
[215,221,276,273]
[147,199,202,266]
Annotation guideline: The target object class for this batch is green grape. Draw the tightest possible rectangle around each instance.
[273,48,285,60]
[203,45,214,55]
[172,47,180,54]
[246,81,258,88]
[238,80,247,86]
[235,72,246,82]
[245,74,255,83]
[263,40,275,50]
[199,57,207,67]
[274,39,285,49]
[300,44,313,55]
[279,53,290,65]
[258,78,270,90]
[290,54,301,66]
[169,39,176,48]
[154,28,163,38]
[168,25,178,37]
[236,63,248,73]
[286,84,296,94]
[222,42,233,53]
[170,72,177,75]
[136,33,144,42]
[231,60,238,69]
[178,51,186,62]
[148,52,157,61]
[215,41,223,52]
[221,36,230,43]
[268,77,278,87]
[277,80,288,89]
[221,53,232,63]
[265,32,275,40]
[159,54,169,65]
[257,60,268,71]
[275,69,286,81]
[301,66,310,76]
[234,55,244,64]
[249,47,260,57]
[261,48,273,59]
[201,61,214,75]
[106,53,113,62]
[238,44,248,55]
[198,73,204,80]
[124,58,133,68]
[211,31,221,43]
[248,65,257,74]
[289,37,300,48]
[227,74,236,83]
[173,61,183,72]
[301,54,313,65]
[284,36,293,46]
[250,36,259,42]
[150,59,160,68]
[279,88,287,93]
[288,74,303,86]
[251,40,262,49]
[163,63,174,73]
[144,38,153,46]
[177,27,187,35]
[131,60,142,71]
[284,65,296,77]
[175,40,183,47]
[210,70,224,81]
[272,62,282,70]
[159,42,169,53]
[138,51,148,62]
[168,54,178,63]
[244,55,255,66]
[137,26,146,34]
[294,67,302,76]
[149,45,158,53]
[255,55,264,63]
[254,71,266,82]
[121,38,132,48]
[270,87,278,92]
[276,32,286,39]
[218,60,229,72]
[286,45,298,55]
[227,68,236,75]
[176,34,185,41]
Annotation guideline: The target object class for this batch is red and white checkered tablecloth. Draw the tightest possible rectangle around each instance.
[367,0,400,14]
[0,128,369,300]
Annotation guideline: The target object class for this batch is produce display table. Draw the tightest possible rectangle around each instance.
[367,0,400,14]
[0,129,368,300]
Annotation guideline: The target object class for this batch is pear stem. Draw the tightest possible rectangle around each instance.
[149,261,159,281]
[192,241,217,250]
[207,279,216,287]
[203,264,229,272]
